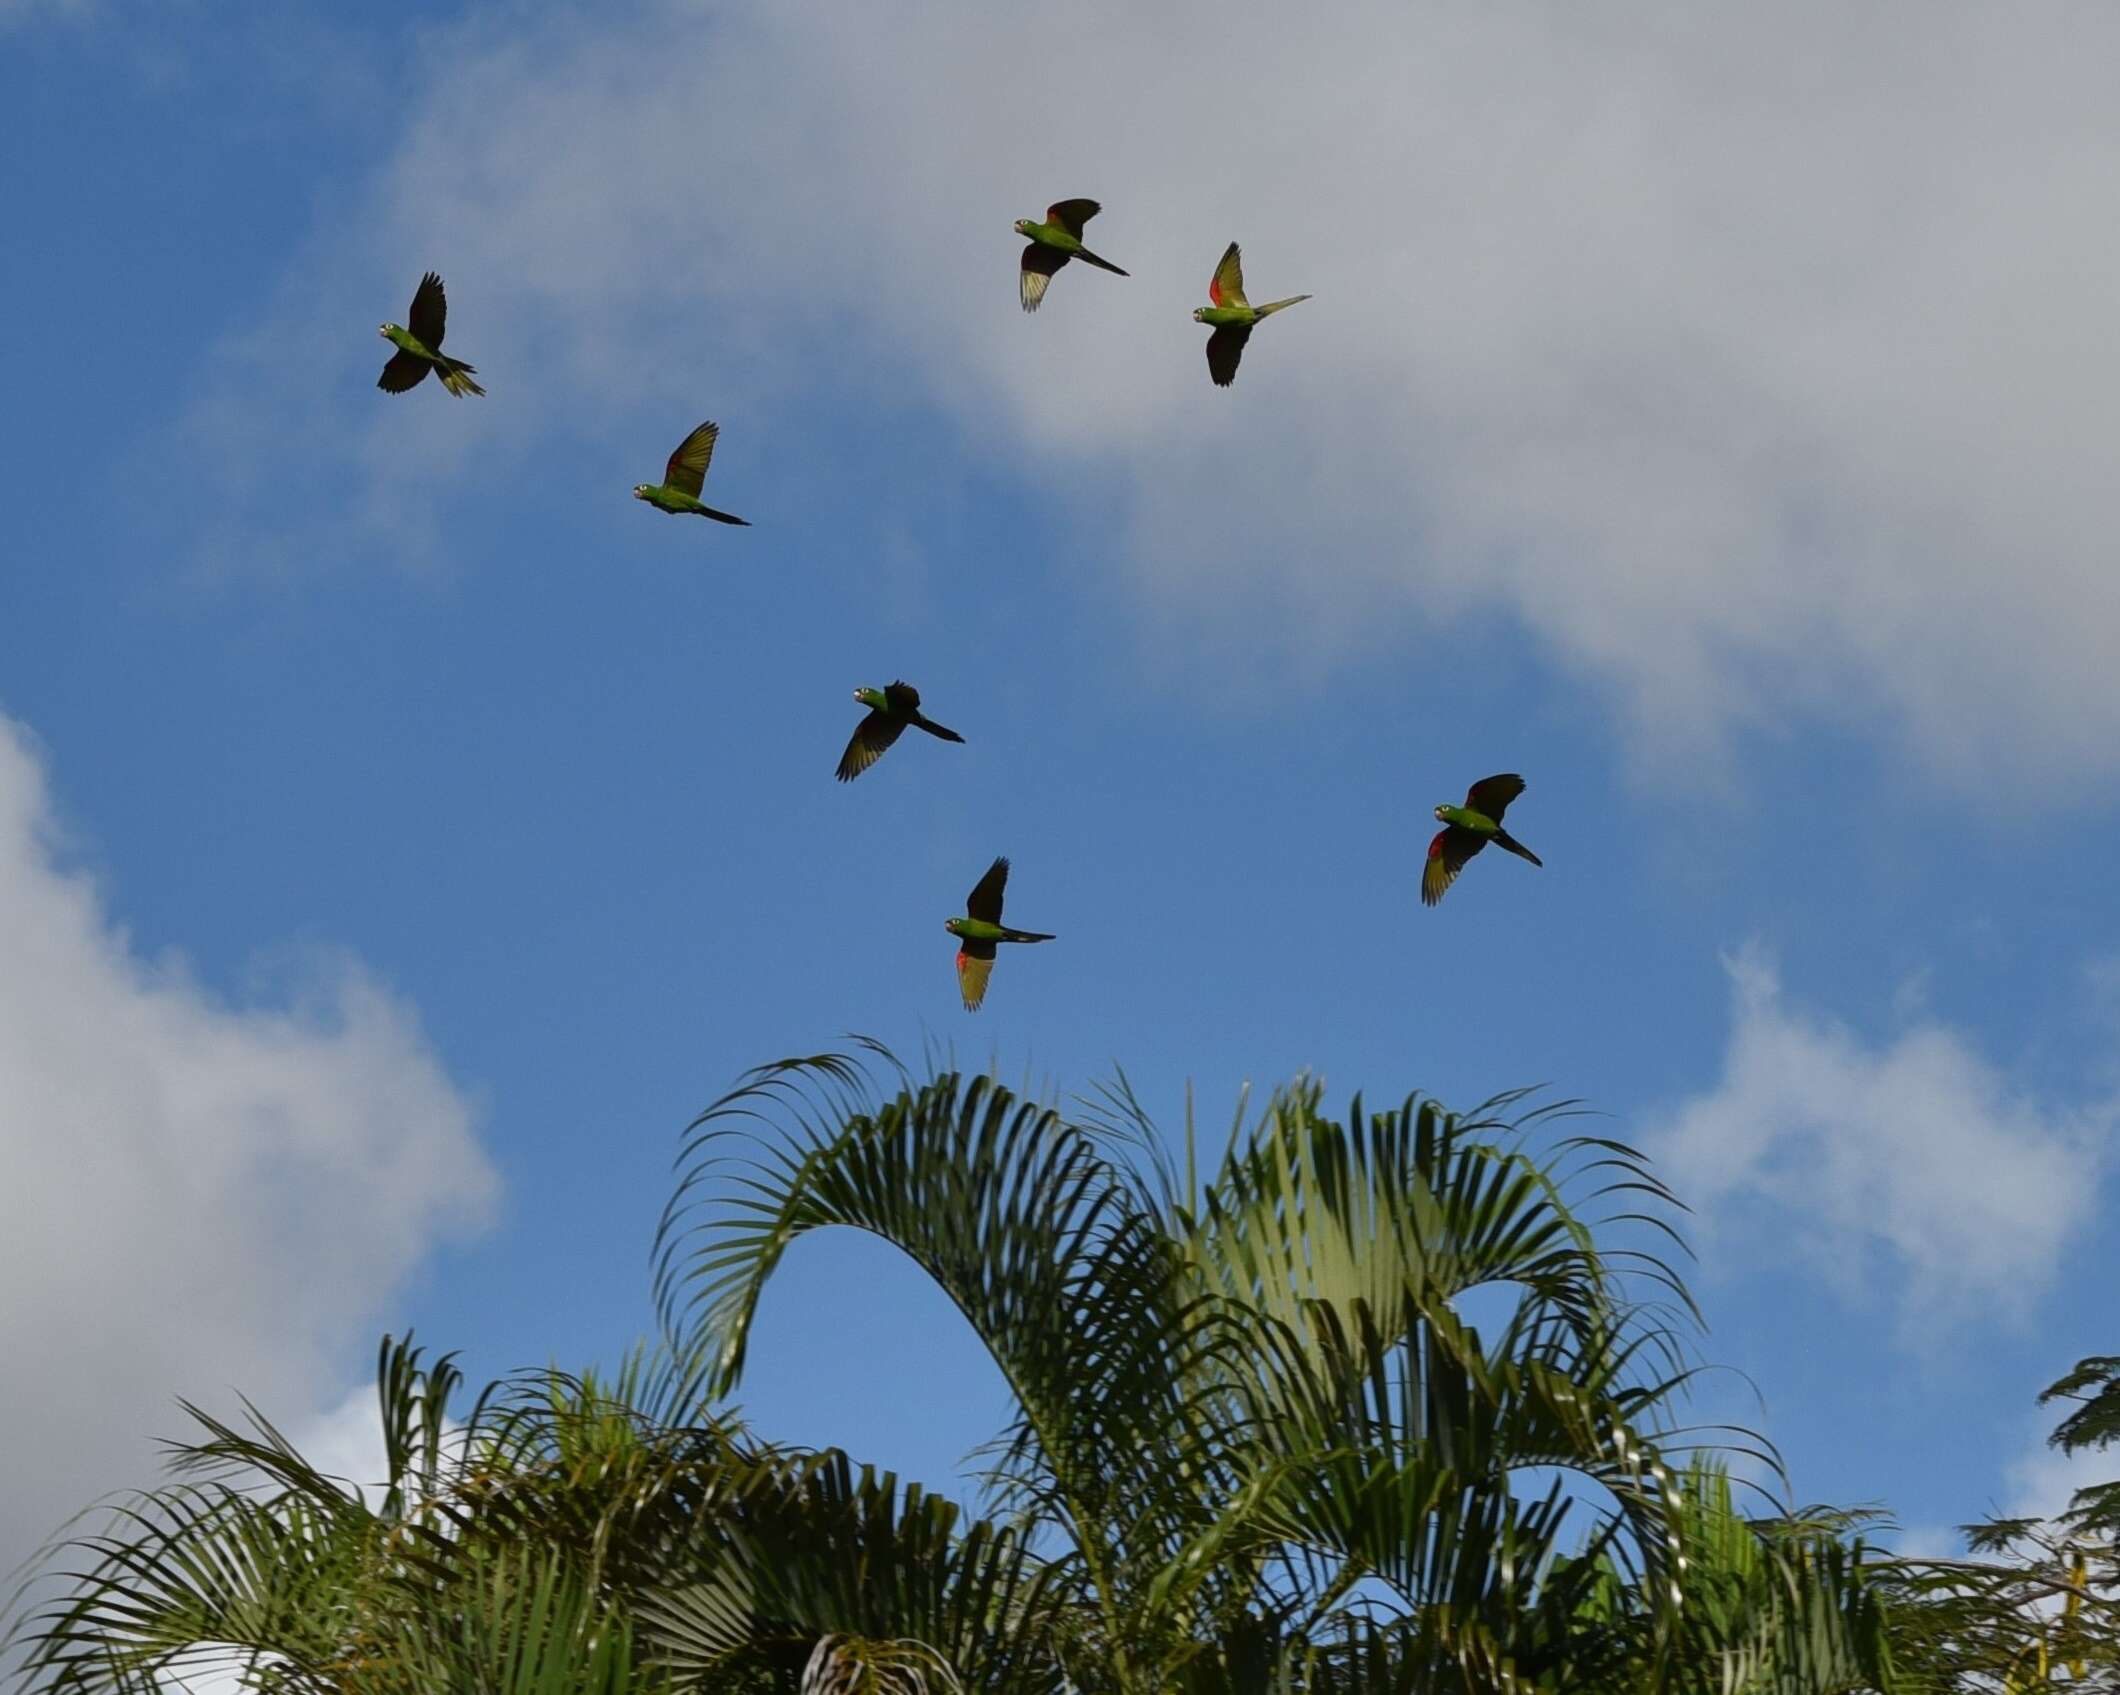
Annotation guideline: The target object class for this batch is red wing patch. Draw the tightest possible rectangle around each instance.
[1422,828,1474,908]
[956,948,995,1010]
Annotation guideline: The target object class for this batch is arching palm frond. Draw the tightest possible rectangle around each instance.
[654,1053,1247,1528]
[7,1483,376,1694]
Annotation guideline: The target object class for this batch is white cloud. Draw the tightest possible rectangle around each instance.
[175,0,2120,786]
[1649,946,2113,1330]
[0,711,495,1584]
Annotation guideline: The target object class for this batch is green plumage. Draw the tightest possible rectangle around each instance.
[836,681,965,782]
[1422,774,1542,906]
[1192,243,1311,387]
[944,857,1055,1009]
[376,272,484,397]
[1015,198,1130,311]
[633,421,750,526]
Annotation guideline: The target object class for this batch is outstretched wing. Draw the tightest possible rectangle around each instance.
[1205,324,1249,388]
[663,421,719,498]
[835,711,906,782]
[1046,198,1100,238]
[1208,241,1248,309]
[377,350,429,393]
[1464,773,1526,822]
[1422,827,1486,907]
[407,272,447,350]
[957,941,997,1011]
[883,681,922,714]
[1020,244,1067,311]
[965,855,1010,923]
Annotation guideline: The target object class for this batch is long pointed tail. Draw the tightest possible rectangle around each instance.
[1074,247,1129,277]
[438,358,485,398]
[999,928,1055,944]
[1495,830,1542,867]
[692,506,752,526]
[913,715,965,744]
[1254,294,1313,319]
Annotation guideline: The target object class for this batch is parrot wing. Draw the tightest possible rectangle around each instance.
[835,711,906,782]
[1464,773,1526,821]
[407,272,448,350]
[377,350,429,392]
[1422,827,1487,906]
[1021,244,1067,311]
[663,421,719,499]
[1046,198,1100,238]
[1207,241,1248,309]
[1205,324,1250,387]
[965,855,1010,923]
[956,942,997,1011]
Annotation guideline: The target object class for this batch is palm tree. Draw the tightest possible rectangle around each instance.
[2,1336,674,1694]
[650,1047,1893,1694]
[1877,1354,2120,1692]
[6,1049,1895,1694]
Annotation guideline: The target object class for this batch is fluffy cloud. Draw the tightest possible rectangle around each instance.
[0,712,495,1582]
[185,0,2120,785]
[1650,946,2113,1329]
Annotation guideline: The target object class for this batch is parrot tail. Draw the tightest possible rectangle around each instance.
[1495,831,1542,867]
[692,506,752,526]
[913,716,965,743]
[437,358,486,398]
[1073,247,1130,277]
[999,928,1056,944]
[1253,293,1313,318]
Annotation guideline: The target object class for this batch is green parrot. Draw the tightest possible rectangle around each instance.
[1015,198,1129,312]
[1193,243,1311,387]
[376,272,484,397]
[836,681,965,782]
[1422,774,1543,906]
[945,856,1055,1010]
[632,421,751,525]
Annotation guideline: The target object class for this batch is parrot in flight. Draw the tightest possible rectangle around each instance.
[377,272,484,397]
[1015,199,1129,312]
[632,421,751,525]
[836,681,965,782]
[1422,774,1542,906]
[1193,242,1311,387]
[945,857,1054,1009]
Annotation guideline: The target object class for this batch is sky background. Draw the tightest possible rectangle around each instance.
[4,0,2119,1591]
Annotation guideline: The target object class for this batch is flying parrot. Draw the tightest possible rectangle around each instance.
[1192,243,1311,387]
[836,681,965,782]
[632,421,751,525]
[1014,199,1130,312]
[1422,774,1543,906]
[376,272,485,397]
[945,856,1055,1010]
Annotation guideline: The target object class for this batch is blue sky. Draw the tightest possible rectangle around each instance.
[3,0,2117,1577]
